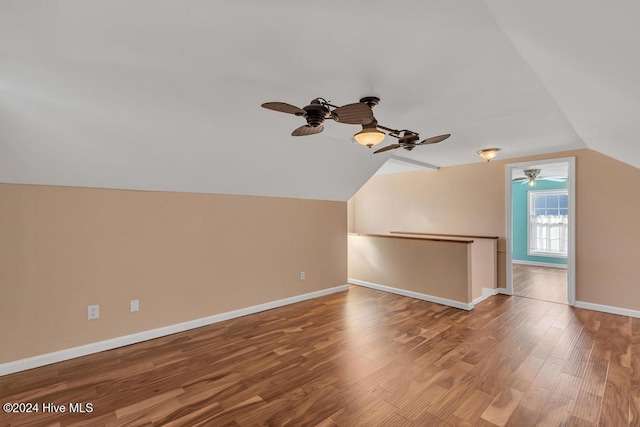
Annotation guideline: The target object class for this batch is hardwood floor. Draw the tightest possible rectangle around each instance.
[1,285,638,426]
[513,264,568,304]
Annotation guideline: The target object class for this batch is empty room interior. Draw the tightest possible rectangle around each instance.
[1,2,640,426]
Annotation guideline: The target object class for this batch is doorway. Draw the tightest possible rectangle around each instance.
[505,157,575,305]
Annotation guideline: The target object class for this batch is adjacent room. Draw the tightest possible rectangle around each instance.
[510,162,569,305]
[1,1,640,426]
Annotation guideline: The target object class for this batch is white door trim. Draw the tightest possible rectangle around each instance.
[505,157,576,306]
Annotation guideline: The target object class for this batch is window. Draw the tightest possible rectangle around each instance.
[528,190,568,257]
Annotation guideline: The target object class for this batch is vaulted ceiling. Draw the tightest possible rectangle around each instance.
[1,1,637,201]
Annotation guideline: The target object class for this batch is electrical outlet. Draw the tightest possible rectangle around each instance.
[88,304,99,320]
[130,299,139,312]
[300,271,305,280]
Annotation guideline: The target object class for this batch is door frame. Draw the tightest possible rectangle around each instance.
[505,156,576,305]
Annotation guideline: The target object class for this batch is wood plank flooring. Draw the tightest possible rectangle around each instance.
[1,285,637,426]
[513,264,568,304]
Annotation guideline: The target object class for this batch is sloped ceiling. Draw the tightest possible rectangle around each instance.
[0,1,634,201]
[485,0,640,170]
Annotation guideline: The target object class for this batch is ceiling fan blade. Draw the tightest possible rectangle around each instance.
[416,134,451,145]
[373,144,401,154]
[291,124,324,136]
[331,103,374,125]
[539,177,567,182]
[512,177,528,182]
[261,102,306,115]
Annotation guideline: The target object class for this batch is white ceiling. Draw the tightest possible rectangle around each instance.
[486,0,640,169]
[0,1,636,201]
[375,156,439,176]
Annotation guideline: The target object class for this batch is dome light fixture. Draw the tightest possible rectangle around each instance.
[477,148,501,162]
[354,119,385,148]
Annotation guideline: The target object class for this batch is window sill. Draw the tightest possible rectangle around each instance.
[527,251,568,259]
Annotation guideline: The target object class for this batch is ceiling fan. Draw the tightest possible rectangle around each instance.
[261,98,374,136]
[372,130,451,153]
[513,169,567,186]
[261,96,451,153]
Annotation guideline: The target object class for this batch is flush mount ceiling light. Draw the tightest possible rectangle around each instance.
[261,95,451,153]
[477,148,501,162]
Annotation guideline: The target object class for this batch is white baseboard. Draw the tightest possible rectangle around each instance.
[512,260,567,269]
[496,287,511,295]
[574,300,640,319]
[472,287,499,306]
[348,278,473,311]
[0,285,349,377]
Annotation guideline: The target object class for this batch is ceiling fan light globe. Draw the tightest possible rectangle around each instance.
[354,129,385,147]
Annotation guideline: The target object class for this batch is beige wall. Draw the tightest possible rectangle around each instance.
[351,149,640,311]
[387,233,497,301]
[0,184,347,363]
[348,234,471,303]
[469,238,497,300]
[347,196,355,233]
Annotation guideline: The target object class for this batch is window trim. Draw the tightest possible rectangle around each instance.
[527,189,569,258]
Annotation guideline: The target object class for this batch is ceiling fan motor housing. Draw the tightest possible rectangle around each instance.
[399,133,420,144]
[359,96,380,108]
[524,168,541,179]
[303,104,329,127]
